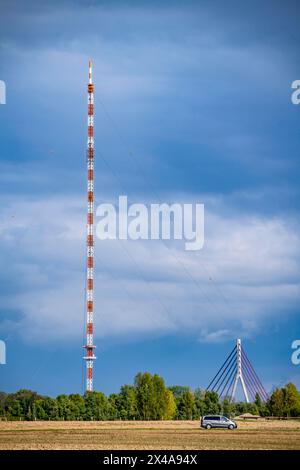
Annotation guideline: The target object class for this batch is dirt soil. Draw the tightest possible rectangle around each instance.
[0,419,299,450]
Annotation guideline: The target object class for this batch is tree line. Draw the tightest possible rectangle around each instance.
[1,372,299,420]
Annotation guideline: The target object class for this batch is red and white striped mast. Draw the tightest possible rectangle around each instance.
[83,60,96,392]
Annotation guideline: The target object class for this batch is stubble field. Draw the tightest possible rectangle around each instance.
[0,419,299,450]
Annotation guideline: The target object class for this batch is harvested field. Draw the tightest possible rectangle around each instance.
[0,420,299,450]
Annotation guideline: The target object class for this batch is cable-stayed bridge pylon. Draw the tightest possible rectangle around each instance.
[206,339,268,403]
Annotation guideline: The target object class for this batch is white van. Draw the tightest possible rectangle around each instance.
[201,415,237,429]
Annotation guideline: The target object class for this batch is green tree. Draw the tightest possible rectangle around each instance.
[222,398,234,417]
[33,400,47,420]
[134,372,171,420]
[119,385,137,420]
[13,389,41,420]
[254,392,268,416]
[0,392,7,418]
[69,394,85,420]
[2,376,297,422]
[283,383,300,417]
[267,388,284,416]
[152,374,169,419]
[163,389,177,420]
[43,397,59,420]
[169,386,190,399]
[57,394,72,420]
[176,390,195,420]
[194,388,205,418]
[108,393,121,420]
[5,395,22,420]
[203,390,221,415]
[254,393,262,412]
[84,391,109,420]
[135,372,155,420]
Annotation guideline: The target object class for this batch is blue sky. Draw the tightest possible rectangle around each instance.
[0,0,299,397]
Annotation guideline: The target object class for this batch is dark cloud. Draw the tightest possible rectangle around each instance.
[0,0,299,394]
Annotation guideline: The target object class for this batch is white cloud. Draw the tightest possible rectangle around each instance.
[0,193,299,344]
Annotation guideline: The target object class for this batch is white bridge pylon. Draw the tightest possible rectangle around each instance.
[231,339,249,403]
[206,338,269,403]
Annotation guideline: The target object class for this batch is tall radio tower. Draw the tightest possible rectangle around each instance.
[83,60,96,392]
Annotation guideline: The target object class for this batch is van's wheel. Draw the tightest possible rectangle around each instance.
[206,424,212,429]
[228,424,234,430]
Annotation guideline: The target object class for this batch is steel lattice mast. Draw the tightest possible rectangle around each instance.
[83,60,96,392]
